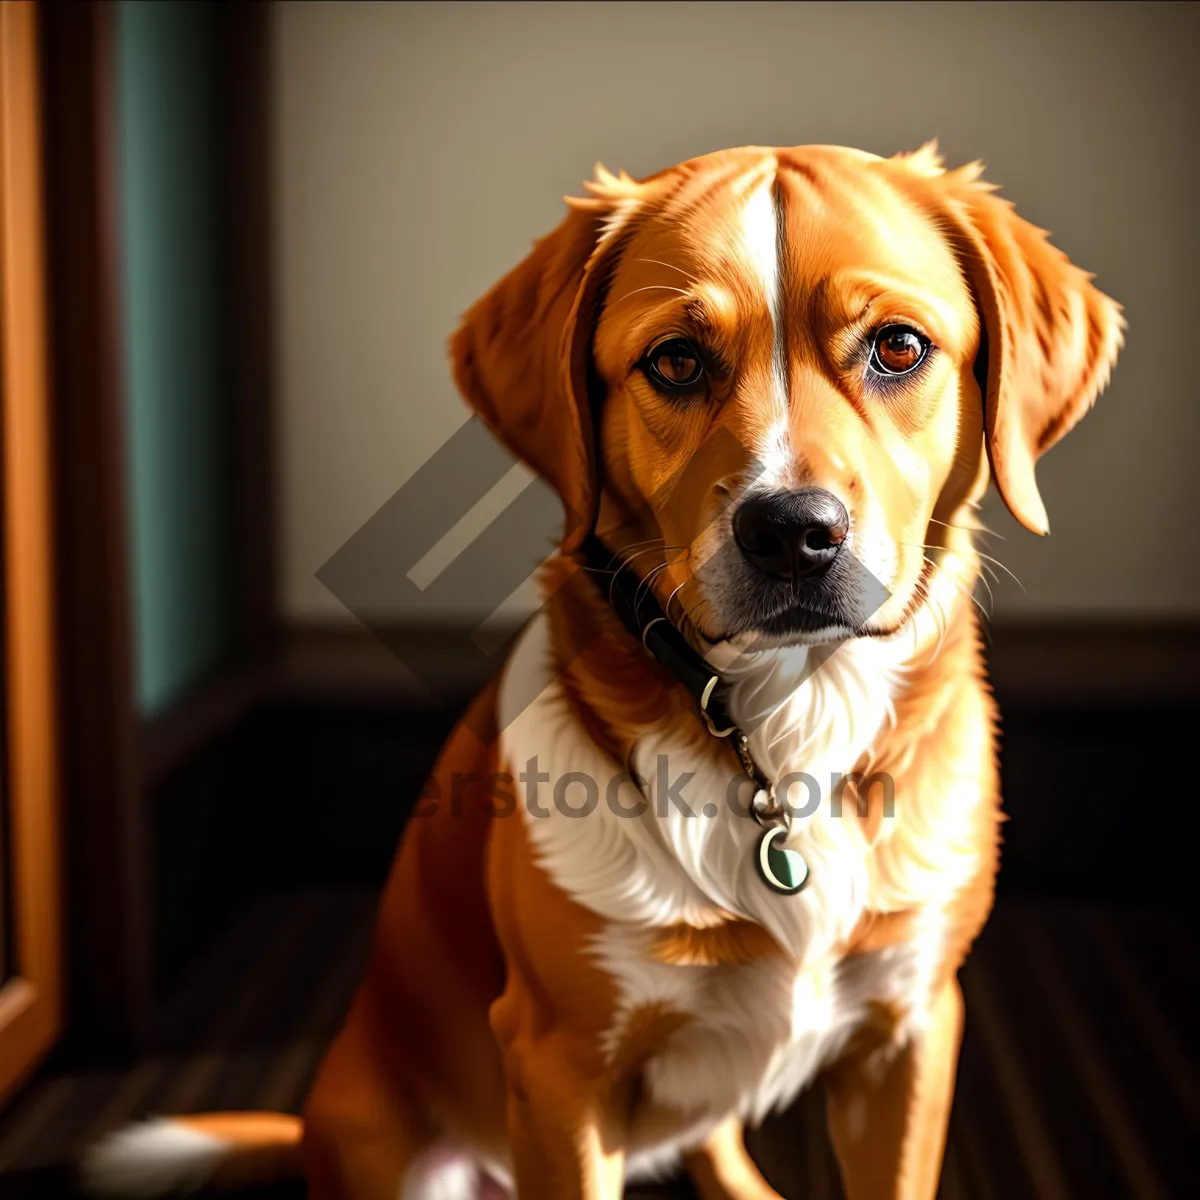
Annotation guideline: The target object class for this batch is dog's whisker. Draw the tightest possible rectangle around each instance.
[614,543,689,574]
[681,594,714,639]
[577,536,663,586]
[974,569,996,613]
[927,594,949,660]
[977,562,1008,595]
[917,549,991,629]
[634,561,674,616]
[904,540,989,593]
[576,536,665,576]
[630,257,700,283]
[934,597,951,657]
[950,574,992,623]
[606,536,666,569]
[899,538,1022,597]
[973,549,1025,591]
[607,543,689,608]
[916,555,949,657]
[606,284,690,311]
[664,576,691,626]
[928,514,1005,542]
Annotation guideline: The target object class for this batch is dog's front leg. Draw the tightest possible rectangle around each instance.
[822,977,963,1200]
[493,982,624,1200]
[502,1033,623,1199]
[683,1115,784,1200]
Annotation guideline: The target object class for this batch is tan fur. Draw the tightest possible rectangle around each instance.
[648,920,782,968]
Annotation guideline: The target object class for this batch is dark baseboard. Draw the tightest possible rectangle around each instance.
[983,618,1200,707]
[141,656,276,787]
[271,617,1200,709]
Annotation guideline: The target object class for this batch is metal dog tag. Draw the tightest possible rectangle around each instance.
[756,825,809,894]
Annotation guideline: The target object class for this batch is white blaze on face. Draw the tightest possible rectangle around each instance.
[739,167,792,488]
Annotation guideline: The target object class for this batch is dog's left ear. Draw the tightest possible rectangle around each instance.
[450,171,639,553]
[922,159,1125,534]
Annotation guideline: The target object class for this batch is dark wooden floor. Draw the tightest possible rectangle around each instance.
[0,889,1196,1199]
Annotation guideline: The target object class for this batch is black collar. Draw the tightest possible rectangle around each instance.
[579,533,770,794]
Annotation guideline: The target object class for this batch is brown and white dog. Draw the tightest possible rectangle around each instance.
[86,143,1122,1199]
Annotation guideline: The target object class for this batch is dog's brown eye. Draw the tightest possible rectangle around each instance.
[870,325,929,375]
[644,338,704,390]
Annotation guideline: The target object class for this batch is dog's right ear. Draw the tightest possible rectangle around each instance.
[920,158,1124,535]
[450,170,641,554]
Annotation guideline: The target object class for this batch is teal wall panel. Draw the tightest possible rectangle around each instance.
[116,1,232,717]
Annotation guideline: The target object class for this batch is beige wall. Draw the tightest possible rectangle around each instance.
[273,1,1200,625]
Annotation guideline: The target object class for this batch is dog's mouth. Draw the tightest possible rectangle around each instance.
[711,592,860,649]
[748,597,856,641]
[694,543,893,648]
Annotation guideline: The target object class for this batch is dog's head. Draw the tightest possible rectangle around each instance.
[451,144,1122,648]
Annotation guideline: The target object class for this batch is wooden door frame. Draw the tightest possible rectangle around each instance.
[39,0,148,1051]
[0,0,63,1101]
[37,0,279,1051]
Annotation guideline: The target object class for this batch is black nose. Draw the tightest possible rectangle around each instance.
[732,489,850,581]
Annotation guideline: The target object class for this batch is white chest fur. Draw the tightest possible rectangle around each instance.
[496,612,960,1169]
[597,922,943,1181]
